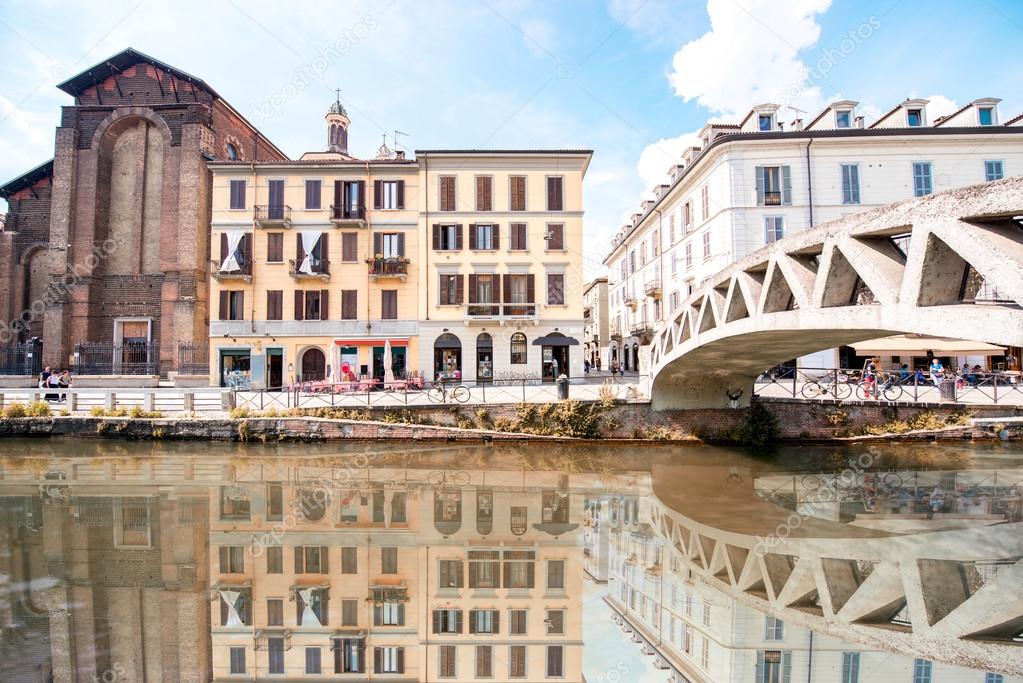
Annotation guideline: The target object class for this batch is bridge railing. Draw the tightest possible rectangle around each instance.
[754,366,1023,405]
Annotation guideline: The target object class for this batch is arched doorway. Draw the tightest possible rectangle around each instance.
[476,333,493,383]
[300,347,326,381]
[534,332,577,381]
[434,333,462,381]
[632,344,640,373]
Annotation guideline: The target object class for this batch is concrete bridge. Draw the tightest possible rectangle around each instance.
[647,177,1023,409]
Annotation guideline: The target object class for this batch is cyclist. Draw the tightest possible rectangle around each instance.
[862,357,880,399]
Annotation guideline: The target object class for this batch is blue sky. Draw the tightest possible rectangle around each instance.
[1,0,1021,277]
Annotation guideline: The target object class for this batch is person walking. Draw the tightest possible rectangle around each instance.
[59,369,72,404]
[45,368,61,402]
[595,356,602,373]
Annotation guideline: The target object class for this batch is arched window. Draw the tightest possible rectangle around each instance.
[226,143,238,161]
[510,332,527,364]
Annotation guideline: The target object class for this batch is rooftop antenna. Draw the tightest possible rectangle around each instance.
[393,130,408,150]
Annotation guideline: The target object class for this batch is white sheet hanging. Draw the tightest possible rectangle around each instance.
[299,232,321,275]
[298,588,321,627]
[220,232,244,272]
[219,590,244,627]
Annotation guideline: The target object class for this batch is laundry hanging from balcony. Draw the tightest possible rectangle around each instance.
[220,231,245,272]
[219,589,245,627]
[297,231,322,275]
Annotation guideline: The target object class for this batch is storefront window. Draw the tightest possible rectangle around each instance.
[220,350,251,388]
[510,333,527,364]
[434,333,462,381]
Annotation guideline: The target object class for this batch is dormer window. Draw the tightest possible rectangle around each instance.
[907,109,923,127]
[835,110,852,128]
[758,114,774,131]
[978,107,995,126]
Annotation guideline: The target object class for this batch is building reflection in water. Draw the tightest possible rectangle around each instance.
[0,442,1018,682]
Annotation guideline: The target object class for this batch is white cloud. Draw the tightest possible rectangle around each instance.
[923,94,959,121]
[636,130,702,194]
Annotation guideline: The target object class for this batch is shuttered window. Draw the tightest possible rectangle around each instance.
[439,274,463,306]
[547,560,565,589]
[509,223,527,250]
[296,290,329,321]
[755,166,792,205]
[229,647,246,674]
[546,609,565,635]
[510,175,527,211]
[509,645,526,678]
[267,233,284,262]
[476,176,493,211]
[433,609,463,634]
[545,224,565,250]
[229,180,246,210]
[266,291,283,321]
[341,547,358,574]
[509,609,527,635]
[913,162,933,196]
[266,547,283,574]
[381,290,398,320]
[546,645,564,677]
[305,180,321,210]
[373,646,404,674]
[439,559,464,588]
[305,647,322,674]
[219,291,245,321]
[334,638,365,674]
[294,546,330,574]
[439,645,457,678]
[475,645,493,678]
[439,176,456,211]
[381,547,398,574]
[546,176,564,211]
[267,598,283,626]
[268,639,285,674]
[341,232,358,262]
[433,223,462,250]
[341,290,357,320]
[469,223,498,250]
[373,180,404,209]
[547,274,565,305]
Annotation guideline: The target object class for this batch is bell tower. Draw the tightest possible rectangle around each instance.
[326,90,350,155]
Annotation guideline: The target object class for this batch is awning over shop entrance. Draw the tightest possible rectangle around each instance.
[334,339,408,347]
[851,334,1006,355]
[532,334,579,346]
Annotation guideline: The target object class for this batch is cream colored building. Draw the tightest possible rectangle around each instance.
[208,101,592,387]
[582,277,609,371]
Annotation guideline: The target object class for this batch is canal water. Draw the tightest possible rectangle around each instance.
[0,439,1020,682]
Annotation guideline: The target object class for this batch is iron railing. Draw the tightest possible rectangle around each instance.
[210,259,252,278]
[178,342,210,376]
[331,204,366,222]
[254,205,291,225]
[367,258,409,277]
[0,339,42,376]
[763,191,782,206]
[74,342,159,375]
[289,259,330,277]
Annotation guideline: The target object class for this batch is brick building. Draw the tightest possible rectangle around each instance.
[0,48,286,377]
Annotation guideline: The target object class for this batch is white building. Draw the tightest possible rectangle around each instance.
[604,97,1023,372]
[582,277,609,370]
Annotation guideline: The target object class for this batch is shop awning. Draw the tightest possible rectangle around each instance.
[532,335,579,346]
[334,339,408,347]
[852,335,1007,355]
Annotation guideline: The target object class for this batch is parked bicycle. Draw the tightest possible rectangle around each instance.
[428,382,471,404]
[800,374,852,400]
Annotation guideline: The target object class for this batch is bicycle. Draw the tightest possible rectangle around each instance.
[855,373,903,401]
[428,382,470,404]
[800,375,852,400]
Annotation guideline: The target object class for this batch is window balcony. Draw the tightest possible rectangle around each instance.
[623,293,639,309]
[366,257,410,281]
[254,205,291,227]
[289,259,330,281]
[464,303,538,324]
[610,322,622,339]
[643,279,662,298]
[210,259,252,283]
[629,320,653,337]
[762,191,782,206]
[331,204,367,227]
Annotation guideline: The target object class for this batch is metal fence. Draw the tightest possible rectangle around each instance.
[178,342,210,375]
[73,342,160,375]
[0,339,42,376]
[755,366,1023,405]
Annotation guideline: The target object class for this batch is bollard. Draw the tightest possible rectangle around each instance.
[556,374,569,400]
[68,391,78,411]
[183,392,194,413]
[143,392,155,412]
[221,391,236,411]
[105,392,116,410]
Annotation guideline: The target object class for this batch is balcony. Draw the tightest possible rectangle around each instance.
[464,303,538,324]
[210,259,252,283]
[629,320,653,337]
[330,204,366,227]
[643,279,662,298]
[254,205,291,227]
[610,322,622,339]
[289,258,330,281]
[623,293,639,309]
[763,191,782,206]
[366,257,410,281]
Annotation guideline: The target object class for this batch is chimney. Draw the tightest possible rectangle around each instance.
[792,119,803,131]
[395,150,406,160]
[854,116,865,129]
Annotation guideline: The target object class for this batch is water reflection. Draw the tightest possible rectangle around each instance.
[0,440,1019,682]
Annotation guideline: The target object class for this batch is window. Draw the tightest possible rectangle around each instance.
[841,652,860,683]
[469,550,501,588]
[545,609,565,635]
[342,599,358,626]
[219,546,245,573]
[268,638,285,675]
[701,184,709,221]
[226,143,239,161]
[547,273,565,305]
[913,162,933,196]
[375,180,403,209]
[668,214,676,243]
[341,232,358,262]
[439,175,456,211]
[471,223,497,250]
[757,650,790,683]
[671,252,678,276]
[835,109,852,128]
[979,106,995,126]
[335,639,364,674]
[756,165,791,205]
[475,645,494,678]
[439,274,463,305]
[266,546,283,574]
[221,486,251,520]
[295,546,329,574]
[305,180,321,210]
[374,647,404,674]
[547,560,565,589]
[986,674,1005,683]
[758,113,773,131]
[470,609,498,634]
[682,623,693,653]
[510,222,527,250]
[439,645,457,678]
[509,645,527,678]
[912,659,932,683]
[381,547,398,574]
[341,290,357,320]
[841,163,861,204]
[670,290,680,311]
[220,290,244,321]
[985,160,1005,182]
[299,290,325,321]
[764,616,784,641]
[504,550,535,588]
[434,223,462,251]
[683,201,692,233]
[375,601,405,626]
[701,637,709,669]
[266,290,283,321]
[267,232,284,262]
[545,223,565,250]
[510,332,527,364]
[229,180,246,210]
[546,645,564,678]
[341,547,358,574]
[546,176,564,211]
[907,108,923,126]
[510,506,528,535]
[702,231,711,260]
[229,646,246,673]
[510,175,527,210]
[376,232,403,258]
[434,609,463,633]
[476,176,493,211]
[267,485,281,516]
[381,290,398,320]
[685,243,692,269]
[764,217,784,244]
[509,609,527,635]
[305,647,322,674]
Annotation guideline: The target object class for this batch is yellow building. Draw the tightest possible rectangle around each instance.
[208,100,592,387]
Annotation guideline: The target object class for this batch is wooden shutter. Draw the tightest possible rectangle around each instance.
[469,610,478,634]
[373,232,382,257]
[320,590,329,626]
[318,233,328,269]
[468,224,477,250]
[241,234,252,267]
[492,610,500,634]
[492,224,500,250]
[549,224,564,250]
[781,165,792,204]
[396,232,405,257]
[396,180,405,209]
[294,547,304,573]
[373,647,382,674]
[526,561,535,588]
[432,610,441,634]
[219,233,228,261]
[455,224,463,250]
[333,180,342,216]
[396,648,404,674]
[503,274,511,304]
[511,176,525,211]
[432,224,441,250]
[755,166,765,205]
[373,605,382,627]
[342,233,356,261]
[455,275,464,304]
[397,603,405,626]
[218,290,229,321]
[440,176,455,211]
[455,609,464,633]
[320,290,329,320]
[294,291,304,321]
[296,233,305,263]
[547,176,563,210]
[373,180,382,209]
[356,181,366,211]
[526,275,535,304]
[468,274,478,304]
[218,546,229,573]
[468,561,478,588]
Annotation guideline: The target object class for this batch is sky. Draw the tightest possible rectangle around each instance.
[1,0,1022,279]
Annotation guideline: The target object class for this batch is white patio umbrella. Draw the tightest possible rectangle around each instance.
[383,340,394,383]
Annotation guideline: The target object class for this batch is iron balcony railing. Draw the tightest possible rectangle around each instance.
[330,204,366,222]
[74,342,159,376]
[763,191,782,206]
[643,279,662,297]
[0,339,42,376]
[367,257,410,277]
[464,303,537,319]
[289,259,330,278]
[210,259,252,279]
[254,205,292,226]
[177,342,210,376]
[629,320,654,336]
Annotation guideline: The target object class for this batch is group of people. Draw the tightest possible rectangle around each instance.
[860,357,989,397]
[39,366,72,402]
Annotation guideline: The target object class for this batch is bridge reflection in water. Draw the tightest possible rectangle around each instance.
[0,440,1019,682]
